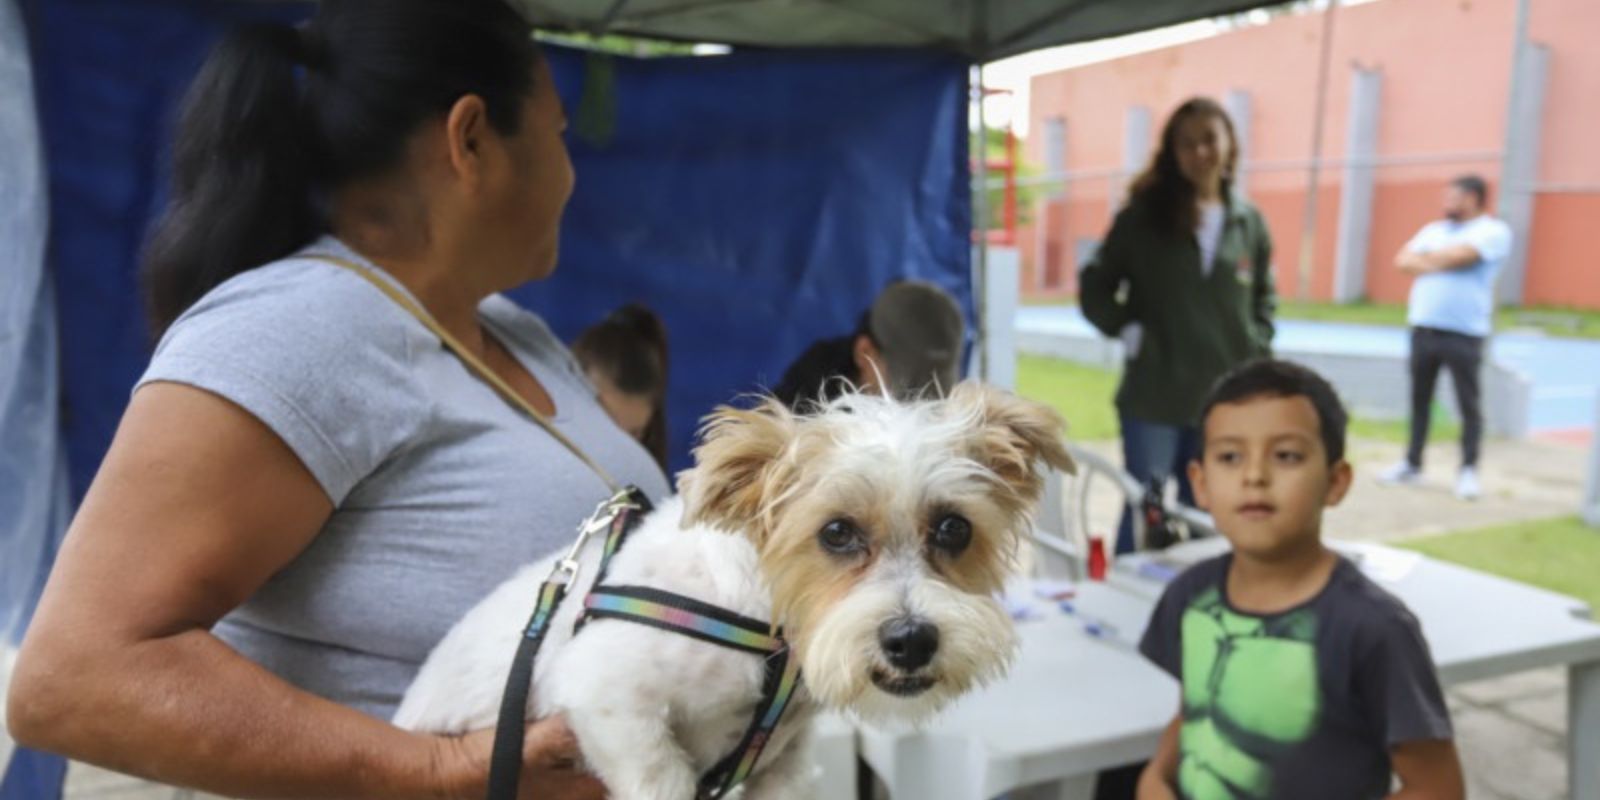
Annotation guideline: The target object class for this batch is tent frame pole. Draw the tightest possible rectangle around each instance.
[1294,0,1340,300]
[973,61,990,381]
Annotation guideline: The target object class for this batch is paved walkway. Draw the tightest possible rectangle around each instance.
[1332,436,1587,543]
[1453,668,1572,800]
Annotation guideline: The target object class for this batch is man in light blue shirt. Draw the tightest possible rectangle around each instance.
[1378,175,1512,500]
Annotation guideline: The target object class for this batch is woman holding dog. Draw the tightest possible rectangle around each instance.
[6,2,665,798]
[1079,97,1276,555]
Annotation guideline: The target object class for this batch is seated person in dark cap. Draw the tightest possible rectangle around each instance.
[772,280,966,411]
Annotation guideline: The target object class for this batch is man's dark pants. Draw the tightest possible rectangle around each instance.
[1406,326,1485,469]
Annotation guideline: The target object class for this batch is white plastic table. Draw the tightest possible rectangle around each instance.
[854,538,1600,800]
[855,582,1173,800]
[810,710,858,799]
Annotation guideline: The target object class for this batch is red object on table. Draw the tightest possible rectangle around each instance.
[1087,535,1107,581]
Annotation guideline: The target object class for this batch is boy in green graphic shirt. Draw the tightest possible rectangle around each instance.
[1136,360,1464,800]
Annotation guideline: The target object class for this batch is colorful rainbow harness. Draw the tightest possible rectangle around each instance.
[486,488,801,800]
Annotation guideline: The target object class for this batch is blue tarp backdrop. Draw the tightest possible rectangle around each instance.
[30,0,317,504]
[528,45,972,474]
[6,2,967,793]
[35,5,970,497]
[7,3,318,796]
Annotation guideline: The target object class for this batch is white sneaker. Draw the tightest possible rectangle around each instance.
[1456,467,1482,500]
[1376,461,1421,486]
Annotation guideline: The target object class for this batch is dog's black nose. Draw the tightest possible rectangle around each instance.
[878,617,939,671]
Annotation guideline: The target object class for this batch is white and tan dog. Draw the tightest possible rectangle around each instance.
[395,384,1073,799]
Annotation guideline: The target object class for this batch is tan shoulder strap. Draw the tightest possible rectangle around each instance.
[310,254,621,493]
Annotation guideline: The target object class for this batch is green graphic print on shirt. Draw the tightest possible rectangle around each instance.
[1177,588,1320,799]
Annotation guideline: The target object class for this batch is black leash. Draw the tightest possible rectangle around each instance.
[486,488,648,800]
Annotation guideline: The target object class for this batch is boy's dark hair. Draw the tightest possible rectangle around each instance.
[1451,174,1490,208]
[1198,359,1348,464]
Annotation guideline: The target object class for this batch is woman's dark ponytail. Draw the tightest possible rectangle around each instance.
[143,24,318,338]
[142,0,537,339]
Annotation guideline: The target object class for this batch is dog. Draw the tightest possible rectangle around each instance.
[394,383,1074,799]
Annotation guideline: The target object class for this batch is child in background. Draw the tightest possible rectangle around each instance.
[1137,359,1463,800]
[573,303,669,472]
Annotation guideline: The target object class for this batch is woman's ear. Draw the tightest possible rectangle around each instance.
[442,94,491,187]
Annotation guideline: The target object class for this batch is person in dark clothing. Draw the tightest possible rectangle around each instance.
[772,280,965,411]
[1079,96,1276,554]
[1375,174,1511,501]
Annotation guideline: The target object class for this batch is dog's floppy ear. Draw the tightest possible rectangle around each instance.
[680,396,796,536]
[949,382,1075,500]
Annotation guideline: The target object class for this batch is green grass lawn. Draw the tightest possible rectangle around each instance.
[1280,300,1600,339]
[1024,295,1600,339]
[1015,355,1122,441]
[1276,300,1410,328]
[1015,355,1457,444]
[1500,306,1600,339]
[1350,413,1459,446]
[1396,517,1600,613]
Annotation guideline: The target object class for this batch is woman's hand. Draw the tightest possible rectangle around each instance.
[434,715,605,800]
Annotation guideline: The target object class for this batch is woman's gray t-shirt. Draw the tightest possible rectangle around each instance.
[137,236,670,720]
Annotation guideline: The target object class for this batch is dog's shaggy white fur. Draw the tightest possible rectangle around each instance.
[394,384,1073,799]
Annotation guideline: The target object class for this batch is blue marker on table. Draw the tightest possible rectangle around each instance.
[1136,560,1180,583]
[1058,600,1121,643]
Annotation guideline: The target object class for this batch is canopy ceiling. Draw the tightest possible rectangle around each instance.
[514,0,1289,61]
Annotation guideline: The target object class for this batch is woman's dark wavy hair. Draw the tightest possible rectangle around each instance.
[142,0,536,338]
[573,304,671,471]
[1127,96,1239,237]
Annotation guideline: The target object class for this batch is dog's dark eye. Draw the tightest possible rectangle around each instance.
[930,514,972,554]
[818,520,865,555]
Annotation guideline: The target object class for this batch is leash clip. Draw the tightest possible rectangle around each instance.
[553,491,640,586]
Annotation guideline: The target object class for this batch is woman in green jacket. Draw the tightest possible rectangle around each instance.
[1079,96,1275,553]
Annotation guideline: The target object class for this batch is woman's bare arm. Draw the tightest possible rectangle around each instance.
[7,383,596,799]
